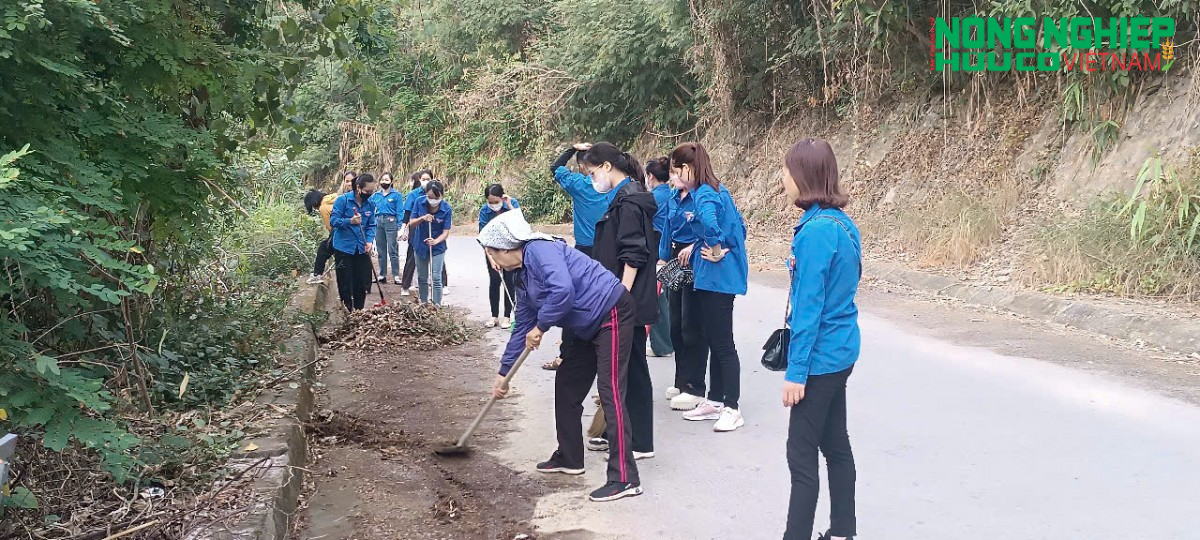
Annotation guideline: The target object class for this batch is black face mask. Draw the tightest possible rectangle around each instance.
[380,183,391,190]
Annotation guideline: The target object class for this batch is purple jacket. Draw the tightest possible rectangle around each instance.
[498,239,625,375]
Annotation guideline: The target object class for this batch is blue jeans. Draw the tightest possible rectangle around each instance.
[415,251,446,305]
[375,216,400,278]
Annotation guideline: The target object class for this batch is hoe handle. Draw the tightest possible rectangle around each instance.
[454,348,532,448]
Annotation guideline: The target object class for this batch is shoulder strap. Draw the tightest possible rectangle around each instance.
[784,214,863,326]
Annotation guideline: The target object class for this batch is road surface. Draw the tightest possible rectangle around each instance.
[435,236,1200,540]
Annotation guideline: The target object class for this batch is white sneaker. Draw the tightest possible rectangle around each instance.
[306,274,324,284]
[664,386,681,400]
[485,318,497,328]
[683,400,724,421]
[604,451,655,461]
[669,393,705,411]
[586,438,609,452]
[400,288,410,297]
[713,407,744,432]
[499,317,511,329]
[393,277,402,285]
[442,286,450,296]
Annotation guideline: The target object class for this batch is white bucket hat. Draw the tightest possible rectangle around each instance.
[477,208,555,250]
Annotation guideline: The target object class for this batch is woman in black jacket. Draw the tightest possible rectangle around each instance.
[583,142,659,460]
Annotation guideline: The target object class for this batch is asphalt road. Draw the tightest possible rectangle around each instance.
[434,235,1200,540]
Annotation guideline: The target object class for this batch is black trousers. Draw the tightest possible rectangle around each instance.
[486,253,515,318]
[784,366,856,539]
[693,289,739,408]
[333,249,373,311]
[670,280,708,394]
[624,325,654,453]
[401,237,448,289]
[313,235,334,275]
[553,292,639,485]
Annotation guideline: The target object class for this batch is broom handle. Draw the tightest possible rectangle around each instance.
[455,347,532,447]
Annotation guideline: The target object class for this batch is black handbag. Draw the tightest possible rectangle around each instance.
[657,257,694,291]
[760,268,792,372]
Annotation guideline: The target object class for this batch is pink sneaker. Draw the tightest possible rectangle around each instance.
[683,400,724,421]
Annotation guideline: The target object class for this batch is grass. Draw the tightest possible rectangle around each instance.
[896,175,1023,268]
[1022,154,1200,300]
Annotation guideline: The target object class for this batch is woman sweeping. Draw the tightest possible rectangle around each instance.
[328,173,378,311]
[482,209,643,503]
[408,180,452,306]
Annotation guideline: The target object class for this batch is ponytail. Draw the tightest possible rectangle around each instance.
[582,142,643,182]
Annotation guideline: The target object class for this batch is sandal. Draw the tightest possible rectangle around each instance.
[542,357,562,370]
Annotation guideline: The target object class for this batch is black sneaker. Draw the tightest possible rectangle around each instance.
[535,455,584,475]
[588,481,642,502]
[586,437,609,452]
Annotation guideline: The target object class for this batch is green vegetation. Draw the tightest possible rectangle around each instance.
[1029,154,1200,299]
[1,0,1198,527]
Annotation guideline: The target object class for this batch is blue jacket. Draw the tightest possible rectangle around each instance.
[402,187,424,217]
[410,197,453,258]
[687,184,748,295]
[499,239,625,375]
[329,192,377,255]
[478,197,521,231]
[657,189,700,261]
[369,188,403,216]
[553,166,611,247]
[786,206,862,384]
[651,184,672,234]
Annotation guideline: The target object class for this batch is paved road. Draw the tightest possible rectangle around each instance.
[435,236,1200,540]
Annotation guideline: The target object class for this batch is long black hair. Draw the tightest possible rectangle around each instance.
[581,142,644,182]
[645,157,670,184]
[484,183,505,198]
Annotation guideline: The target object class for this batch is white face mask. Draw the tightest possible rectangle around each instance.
[487,202,503,211]
[427,198,442,207]
[591,174,613,194]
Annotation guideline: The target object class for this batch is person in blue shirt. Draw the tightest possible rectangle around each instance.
[478,183,520,328]
[400,169,449,294]
[479,209,643,503]
[550,143,610,255]
[659,169,705,406]
[644,157,674,359]
[779,139,861,540]
[408,180,453,306]
[369,173,404,284]
[542,143,612,374]
[328,174,378,311]
[665,142,749,433]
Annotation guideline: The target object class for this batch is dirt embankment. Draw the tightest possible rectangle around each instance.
[298,289,556,540]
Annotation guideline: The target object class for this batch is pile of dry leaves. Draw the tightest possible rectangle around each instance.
[322,302,473,351]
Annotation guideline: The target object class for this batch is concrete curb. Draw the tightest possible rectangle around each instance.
[871,263,1200,355]
[196,280,326,540]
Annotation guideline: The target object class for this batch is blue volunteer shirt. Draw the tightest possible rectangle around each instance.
[402,187,424,216]
[786,206,862,384]
[329,191,377,254]
[658,189,700,261]
[651,184,672,234]
[411,197,453,258]
[686,184,749,296]
[553,166,611,247]
[370,188,403,216]
[478,197,521,231]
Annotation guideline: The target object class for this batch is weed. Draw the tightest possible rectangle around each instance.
[898,176,1023,268]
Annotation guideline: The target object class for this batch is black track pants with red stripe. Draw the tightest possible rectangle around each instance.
[553,291,639,485]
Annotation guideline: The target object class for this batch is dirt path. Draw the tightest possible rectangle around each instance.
[298,288,553,540]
